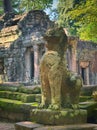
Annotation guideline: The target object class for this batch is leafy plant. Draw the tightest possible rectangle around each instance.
[57,0,97,42]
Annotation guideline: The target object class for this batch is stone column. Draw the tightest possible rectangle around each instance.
[33,45,39,82]
[68,37,78,73]
[86,67,90,85]
[25,49,31,82]
[71,46,77,73]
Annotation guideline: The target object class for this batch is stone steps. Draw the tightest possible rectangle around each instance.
[0,84,41,121]
[0,91,41,103]
[15,121,97,130]
[0,98,38,121]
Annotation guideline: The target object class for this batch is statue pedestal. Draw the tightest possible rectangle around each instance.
[30,109,87,125]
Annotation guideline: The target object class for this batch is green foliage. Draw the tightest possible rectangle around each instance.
[19,0,53,12]
[68,0,97,24]
[0,0,53,14]
[57,0,82,35]
[78,22,97,42]
[11,0,22,14]
[0,1,3,14]
[57,0,97,42]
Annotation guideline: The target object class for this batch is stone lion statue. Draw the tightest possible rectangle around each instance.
[40,27,82,109]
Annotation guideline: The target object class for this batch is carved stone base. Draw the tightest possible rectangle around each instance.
[30,109,87,125]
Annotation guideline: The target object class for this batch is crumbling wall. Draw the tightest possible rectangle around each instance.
[0,10,53,83]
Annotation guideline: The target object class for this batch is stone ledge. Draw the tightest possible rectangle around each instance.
[34,124,97,130]
[15,121,42,130]
[30,109,87,125]
[15,122,97,130]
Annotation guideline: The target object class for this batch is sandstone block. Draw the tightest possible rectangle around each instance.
[30,109,87,125]
[15,121,42,130]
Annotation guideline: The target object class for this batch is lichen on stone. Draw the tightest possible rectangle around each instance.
[40,26,82,110]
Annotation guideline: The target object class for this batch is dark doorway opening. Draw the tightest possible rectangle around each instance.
[25,47,34,82]
[0,58,4,74]
[81,67,87,85]
[30,52,34,79]
[81,68,85,81]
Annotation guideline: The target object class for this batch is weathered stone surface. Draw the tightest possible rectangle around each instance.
[34,124,97,130]
[77,40,97,85]
[4,121,97,130]
[0,110,29,121]
[15,121,42,130]
[30,109,87,125]
[0,10,53,83]
[40,27,82,109]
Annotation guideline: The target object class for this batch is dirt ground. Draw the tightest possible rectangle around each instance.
[0,121,15,130]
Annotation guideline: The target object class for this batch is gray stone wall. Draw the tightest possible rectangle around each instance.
[77,40,97,85]
[67,38,97,85]
[0,10,53,83]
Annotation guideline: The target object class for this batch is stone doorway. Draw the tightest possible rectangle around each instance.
[80,61,90,85]
[81,67,86,84]
[81,67,90,85]
[25,47,34,82]
[30,51,34,79]
[0,58,4,74]
[0,58,4,83]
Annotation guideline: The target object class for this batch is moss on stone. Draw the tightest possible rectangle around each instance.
[18,86,41,94]
[40,27,82,109]
[79,101,97,110]
[21,94,35,103]
[0,91,23,100]
[0,91,41,103]
[0,85,18,92]
[80,96,92,102]
[30,109,87,125]
[31,102,39,107]
[0,98,24,112]
[0,85,41,94]
[0,98,38,113]
[79,101,97,123]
